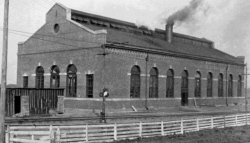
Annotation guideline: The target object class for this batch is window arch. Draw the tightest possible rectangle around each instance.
[130,66,141,98]
[66,64,77,97]
[237,75,242,97]
[218,73,223,97]
[35,66,44,89]
[181,70,189,106]
[207,72,213,97]
[166,69,174,98]
[228,74,233,97]
[194,72,201,97]
[50,65,60,88]
[149,67,158,98]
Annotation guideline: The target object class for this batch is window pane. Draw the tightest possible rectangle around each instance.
[237,75,242,97]
[218,74,223,97]
[50,65,60,88]
[149,68,158,98]
[36,66,44,89]
[23,76,28,88]
[86,74,94,98]
[166,69,174,98]
[130,66,140,98]
[67,64,77,97]
[207,73,213,97]
[195,72,201,97]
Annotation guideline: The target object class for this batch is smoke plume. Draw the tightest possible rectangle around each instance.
[166,0,206,25]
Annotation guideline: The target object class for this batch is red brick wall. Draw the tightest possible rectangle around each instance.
[103,48,245,100]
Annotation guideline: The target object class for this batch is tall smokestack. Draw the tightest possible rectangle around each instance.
[165,22,174,43]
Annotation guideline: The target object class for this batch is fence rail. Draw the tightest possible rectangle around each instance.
[6,113,250,143]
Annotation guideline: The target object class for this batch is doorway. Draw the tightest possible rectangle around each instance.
[14,96,21,114]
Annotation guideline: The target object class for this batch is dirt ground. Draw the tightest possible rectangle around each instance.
[61,104,249,124]
[109,125,250,143]
[8,104,250,126]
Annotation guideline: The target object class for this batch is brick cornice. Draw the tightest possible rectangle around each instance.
[105,43,244,67]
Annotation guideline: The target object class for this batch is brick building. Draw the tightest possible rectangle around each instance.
[17,3,246,110]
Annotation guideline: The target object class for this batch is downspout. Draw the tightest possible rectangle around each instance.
[226,64,228,106]
[145,53,149,110]
[245,63,248,112]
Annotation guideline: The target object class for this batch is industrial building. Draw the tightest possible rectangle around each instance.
[17,3,245,110]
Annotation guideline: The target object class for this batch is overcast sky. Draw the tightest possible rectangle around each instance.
[0,0,250,85]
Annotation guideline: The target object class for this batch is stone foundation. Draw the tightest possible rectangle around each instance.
[64,97,247,111]
[57,96,64,113]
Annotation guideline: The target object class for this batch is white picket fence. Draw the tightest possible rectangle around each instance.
[6,113,250,143]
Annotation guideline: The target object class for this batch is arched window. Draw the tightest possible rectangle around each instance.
[228,74,233,97]
[166,69,174,98]
[66,64,77,97]
[218,73,223,97]
[181,70,189,106]
[207,72,213,97]
[130,66,141,98]
[149,67,158,98]
[194,72,201,97]
[237,75,242,97]
[50,65,60,88]
[35,66,44,89]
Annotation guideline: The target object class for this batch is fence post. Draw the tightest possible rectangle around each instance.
[49,125,53,141]
[246,113,248,125]
[224,116,226,128]
[139,122,142,137]
[5,125,9,143]
[161,121,164,136]
[86,124,88,142]
[196,118,199,131]
[56,126,60,142]
[211,117,213,129]
[114,123,117,140]
[235,114,237,126]
[180,119,183,134]
[9,132,13,143]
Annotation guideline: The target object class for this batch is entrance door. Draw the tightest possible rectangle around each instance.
[14,96,21,114]
[181,70,188,106]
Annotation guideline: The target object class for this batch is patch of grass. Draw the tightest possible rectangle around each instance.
[108,125,250,143]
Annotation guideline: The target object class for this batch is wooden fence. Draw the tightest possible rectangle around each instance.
[29,89,64,115]
[6,113,250,143]
[5,88,64,116]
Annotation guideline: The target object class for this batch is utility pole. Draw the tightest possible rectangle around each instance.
[0,0,9,142]
[145,53,148,110]
[98,45,109,123]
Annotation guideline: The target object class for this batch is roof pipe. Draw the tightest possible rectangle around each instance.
[165,22,174,43]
